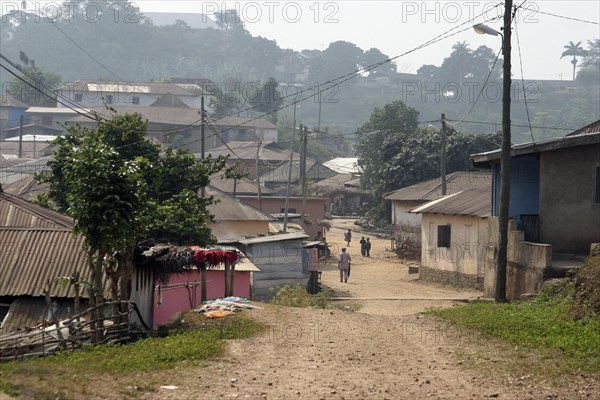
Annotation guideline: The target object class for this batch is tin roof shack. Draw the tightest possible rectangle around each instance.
[239,233,309,300]
[149,249,259,328]
[411,188,492,290]
[384,171,492,256]
[0,192,89,333]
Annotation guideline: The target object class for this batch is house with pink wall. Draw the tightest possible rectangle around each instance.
[152,258,259,328]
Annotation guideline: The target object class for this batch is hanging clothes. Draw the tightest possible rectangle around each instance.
[193,249,238,266]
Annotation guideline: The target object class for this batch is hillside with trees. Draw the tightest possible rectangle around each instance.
[1,0,598,144]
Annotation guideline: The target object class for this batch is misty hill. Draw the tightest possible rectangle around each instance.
[1,1,598,144]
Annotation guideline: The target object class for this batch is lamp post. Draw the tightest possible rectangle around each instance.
[474,1,512,303]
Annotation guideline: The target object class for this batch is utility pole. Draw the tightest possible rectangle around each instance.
[283,122,299,233]
[496,0,513,302]
[33,134,36,159]
[440,113,448,196]
[301,126,308,218]
[317,89,322,133]
[18,115,23,158]
[200,95,205,199]
[256,138,263,210]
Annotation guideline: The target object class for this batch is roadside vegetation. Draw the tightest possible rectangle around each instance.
[430,255,600,372]
[0,313,264,399]
[270,285,361,312]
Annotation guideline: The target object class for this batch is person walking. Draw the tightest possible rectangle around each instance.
[365,238,372,257]
[344,229,352,246]
[338,247,351,283]
[360,236,367,256]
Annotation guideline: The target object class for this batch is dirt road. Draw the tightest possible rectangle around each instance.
[147,220,599,399]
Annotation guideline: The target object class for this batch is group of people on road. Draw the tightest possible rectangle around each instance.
[338,229,373,283]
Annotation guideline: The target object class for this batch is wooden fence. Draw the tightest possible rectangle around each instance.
[0,301,140,362]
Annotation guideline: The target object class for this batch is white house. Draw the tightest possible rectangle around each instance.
[58,80,207,110]
[411,187,491,289]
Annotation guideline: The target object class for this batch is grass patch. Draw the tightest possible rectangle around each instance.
[0,313,264,399]
[428,280,600,372]
[270,285,332,308]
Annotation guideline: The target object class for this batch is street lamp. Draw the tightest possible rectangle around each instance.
[474,5,512,303]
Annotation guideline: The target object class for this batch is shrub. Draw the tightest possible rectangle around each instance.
[572,255,600,319]
[270,285,331,308]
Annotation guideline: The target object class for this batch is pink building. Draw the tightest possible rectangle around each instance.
[152,260,259,328]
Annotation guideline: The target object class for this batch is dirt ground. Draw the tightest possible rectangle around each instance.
[4,220,599,400]
[136,219,599,400]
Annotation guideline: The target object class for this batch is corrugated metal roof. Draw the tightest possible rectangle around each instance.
[0,96,29,109]
[566,119,600,136]
[69,106,201,125]
[239,232,308,245]
[384,171,491,202]
[323,158,360,174]
[209,174,275,195]
[60,80,195,96]
[0,227,89,297]
[471,132,600,165]
[259,160,337,183]
[212,116,278,130]
[207,141,302,162]
[0,193,73,228]
[2,176,50,203]
[411,188,491,217]
[207,188,273,222]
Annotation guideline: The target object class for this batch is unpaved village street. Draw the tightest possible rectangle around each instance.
[140,219,599,400]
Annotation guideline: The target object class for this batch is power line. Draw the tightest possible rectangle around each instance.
[520,5,600,25]
[47,21,125,81]
[514,16,535,143]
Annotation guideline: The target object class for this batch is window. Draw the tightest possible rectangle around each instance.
[132,96,140,105]
[41,115,52,126]
[105,95,114,104]
[74,93,83,102]
[595,166,600,205]
[437,225,451,248]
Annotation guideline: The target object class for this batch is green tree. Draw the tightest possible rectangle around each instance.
[561,41,588,81]
[355,100,501,221]
[6,52,62,106]
[581,39,600,69]
[37,110,235,320]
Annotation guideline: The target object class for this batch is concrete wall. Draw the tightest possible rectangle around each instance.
[419,213,489,289]
[483,219,552,300]
[391,200,423,227]
[492,154,540,220]
[153,269,252,327]
[238,196,327,238]
[539,143,600,254]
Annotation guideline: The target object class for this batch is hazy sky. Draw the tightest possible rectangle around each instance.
[138,0,600,80]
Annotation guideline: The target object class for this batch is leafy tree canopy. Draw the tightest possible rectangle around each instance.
[355,100,501,221]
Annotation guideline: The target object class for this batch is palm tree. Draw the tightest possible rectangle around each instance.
[561,41,588,81]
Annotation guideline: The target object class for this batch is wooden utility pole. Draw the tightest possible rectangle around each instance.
[256,139,263,210]
[496,0,513,302]
[200,96,206,199]
[283,117,298,232]
[18,115,23,158]
[301,126,308,217]
[440,113,447,196]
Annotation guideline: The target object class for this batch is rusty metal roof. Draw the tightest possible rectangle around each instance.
[566,119,600,136]
[0,227,89,297]
[207,188,273,222]
[411,187,491,217]
[384,171,491,202]
[0,194,90,298]
[0,193,73,228]
[209,174,275,196]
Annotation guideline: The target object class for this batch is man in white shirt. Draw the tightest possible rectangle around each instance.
[338,247,351,283]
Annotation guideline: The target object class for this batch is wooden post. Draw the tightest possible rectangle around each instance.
[223,260,230,298]
[200,264,207,303]
[229,261,235,297]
